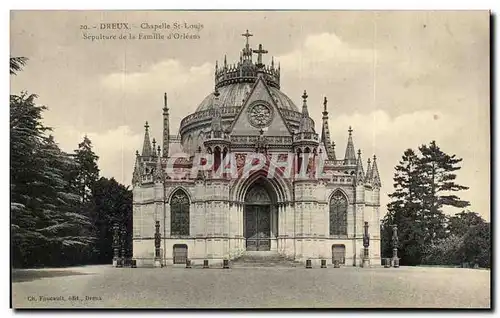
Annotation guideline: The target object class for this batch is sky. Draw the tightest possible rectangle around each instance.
[10,10,490,220]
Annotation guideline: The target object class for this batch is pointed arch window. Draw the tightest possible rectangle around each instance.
[330,191,348,236]
[170,190,190,236]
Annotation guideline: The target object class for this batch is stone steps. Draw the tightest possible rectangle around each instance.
[231,252,302,268]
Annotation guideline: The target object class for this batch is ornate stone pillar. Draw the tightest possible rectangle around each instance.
[121,226,127,266]
[362,221,370,267]
[112,223,119,267]
[154,220,162,267]
[392,225,399,268]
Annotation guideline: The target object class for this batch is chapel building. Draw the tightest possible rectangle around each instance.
[131,31,382,267]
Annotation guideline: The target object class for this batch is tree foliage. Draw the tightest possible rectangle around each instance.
[11,58,132,267]
[382,141,488,268]
[11,93,93,267]
[90,177,132,264]
[10,57,28,75]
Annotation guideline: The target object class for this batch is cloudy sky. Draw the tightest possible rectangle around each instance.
[10,11,490,220]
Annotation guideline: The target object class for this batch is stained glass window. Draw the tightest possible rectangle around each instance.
[171,190,190,236]
[330,191,348,235]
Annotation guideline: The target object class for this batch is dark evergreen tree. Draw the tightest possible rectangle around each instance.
[418,141,470,245]
[91,177,132,264]
[74,136,100,203]
[70,136,100,263]
[384,142,471,266]
[11,93,93,267]
[382,149,425,265]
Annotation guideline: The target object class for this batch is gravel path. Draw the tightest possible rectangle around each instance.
[12,265,491,308]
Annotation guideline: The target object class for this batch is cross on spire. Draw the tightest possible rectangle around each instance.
[241,29,253,60]
[253,44,268,67]
[241,29,253,46]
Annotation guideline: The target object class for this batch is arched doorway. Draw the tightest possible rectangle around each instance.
[244,180,274,251]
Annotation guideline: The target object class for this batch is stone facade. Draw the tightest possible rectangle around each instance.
[131,31,381,267]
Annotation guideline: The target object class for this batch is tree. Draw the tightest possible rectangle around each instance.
[74,136,100,203]
[11,93,93,267]
[10,93,92,266]
[10,57,28,75]
[448,211,490,268]
[461,222,490,268]
[383,142,471,266]
[90,177,132,264]
[447,210,484,237]
[382,149,425,265]
[418,141,470,244]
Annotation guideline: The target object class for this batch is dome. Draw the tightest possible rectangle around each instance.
[178,34,314,154]
[195,82,299,112]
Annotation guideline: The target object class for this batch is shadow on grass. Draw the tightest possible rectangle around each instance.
[12,270,91,283]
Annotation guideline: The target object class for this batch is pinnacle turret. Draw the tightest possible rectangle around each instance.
[356,149,364,181]
[152,138,157,157]
[153,146,164,183]
[320,97,335,160]
[141,121,153,157]
[211,88,222,132]
[132,150,141,185]
[371,155,381,187]
[344,126,356,164]
[298,90,314,133]
[365,157,372,184]
[163,93,170,157]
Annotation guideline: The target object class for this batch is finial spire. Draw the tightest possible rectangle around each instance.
[372,154,381,187]
[298,90,313,133]
[153,147,164,183]
[141,121,152,156]
[132,150,142,185]
[152,138,156,155]
[320,95,335,160]
[211,87,222,132]
[344,126,356,163]
[365,157,372,183]
[162,94,170,158]
[356,149,365,181]
[302,90,308,102]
